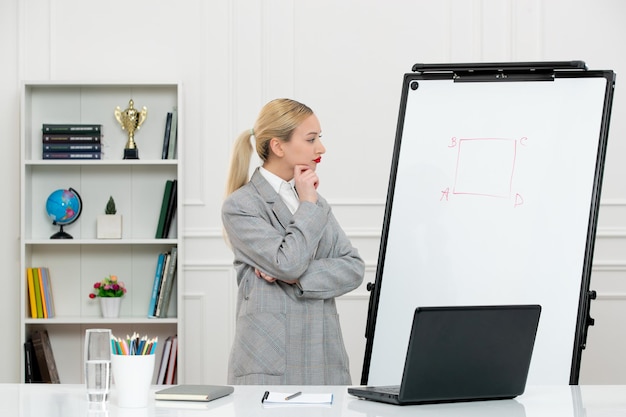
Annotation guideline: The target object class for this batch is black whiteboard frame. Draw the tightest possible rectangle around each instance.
[361,61,615,385]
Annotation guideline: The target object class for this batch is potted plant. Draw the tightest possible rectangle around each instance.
[89,274,127,318]
[97,196,122,239]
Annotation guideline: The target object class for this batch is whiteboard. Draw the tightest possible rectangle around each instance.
[365,69,614,386]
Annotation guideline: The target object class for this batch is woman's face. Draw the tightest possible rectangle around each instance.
[281,114,326,172]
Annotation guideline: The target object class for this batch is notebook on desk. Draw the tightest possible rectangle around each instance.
[155,384,234,402]
[348,304,541,405]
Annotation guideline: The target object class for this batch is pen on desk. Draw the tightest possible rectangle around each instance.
[262,391,269,403]
[285,391,302,401]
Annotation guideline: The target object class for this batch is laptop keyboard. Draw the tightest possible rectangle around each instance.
[371,385,400,394]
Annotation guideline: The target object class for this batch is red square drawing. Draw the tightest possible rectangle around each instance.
[453,138,517,198]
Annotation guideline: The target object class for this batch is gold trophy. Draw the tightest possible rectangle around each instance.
[114,99,148,159]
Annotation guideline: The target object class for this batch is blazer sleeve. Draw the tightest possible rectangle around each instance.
[222,191,364,300]
[294,209,364,300]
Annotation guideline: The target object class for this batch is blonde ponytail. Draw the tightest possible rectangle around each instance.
[225,130,254,197]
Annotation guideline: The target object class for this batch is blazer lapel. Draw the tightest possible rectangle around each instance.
[250,168,293,230]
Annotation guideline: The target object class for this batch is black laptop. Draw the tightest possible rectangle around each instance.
[348,304,541,405]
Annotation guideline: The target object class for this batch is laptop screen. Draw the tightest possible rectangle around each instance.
[399,305,541,403]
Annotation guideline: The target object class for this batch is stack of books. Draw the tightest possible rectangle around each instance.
[156,179,177,238]
[148,247,178,318]
[24,329,60,383]
[42,123,102,159]
[157,334,178,384]
[26,267,55,319]
[161,107,178,160]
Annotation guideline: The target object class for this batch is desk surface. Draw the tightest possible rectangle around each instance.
[1,384,626,416]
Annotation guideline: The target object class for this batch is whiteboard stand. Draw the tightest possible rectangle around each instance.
[362,61,615,386]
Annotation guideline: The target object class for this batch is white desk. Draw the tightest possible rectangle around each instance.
[1,384,625,416]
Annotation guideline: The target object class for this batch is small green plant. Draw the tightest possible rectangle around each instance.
[105,196,117,215]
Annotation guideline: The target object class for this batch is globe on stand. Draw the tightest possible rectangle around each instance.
[46,188,83,239]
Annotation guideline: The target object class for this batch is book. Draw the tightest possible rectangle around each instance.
[24,340,34,382]
[43,143,101,152]
[155,247,177,318]
[31,329,60,383]
[24,340,42,383]
[155,385,234,402]
[165,335,178,384]
[155,400,214,410]
[43,151,101,159]
[37,268,48,319]
[156,180,174,238]
[162,179,177,238]
[26,268,37,318]
[161,112,173,159]
[40,267,55,318]
[157,336,173,384]
[43,134,101,143]
[42,123,102,134]
[153,252,171,317]
[147,252,167,318]
[167,107,178,159]
[32,268,44,318]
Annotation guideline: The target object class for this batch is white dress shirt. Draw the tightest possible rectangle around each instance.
[259,166,300,214]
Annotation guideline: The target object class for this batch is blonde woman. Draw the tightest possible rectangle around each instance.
[222,98,364,385]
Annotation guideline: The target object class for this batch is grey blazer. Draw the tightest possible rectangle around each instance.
[222,168,365,385]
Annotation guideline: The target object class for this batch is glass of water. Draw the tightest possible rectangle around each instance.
[84,329,112,403]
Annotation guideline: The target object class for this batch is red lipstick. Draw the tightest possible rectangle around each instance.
[314,157,322,163]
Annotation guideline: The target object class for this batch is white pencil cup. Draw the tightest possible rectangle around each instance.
[111,353,155,408]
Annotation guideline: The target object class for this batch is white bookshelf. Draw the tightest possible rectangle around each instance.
[19,81,183,383]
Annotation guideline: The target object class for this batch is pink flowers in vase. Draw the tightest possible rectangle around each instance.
[89,274,127,299]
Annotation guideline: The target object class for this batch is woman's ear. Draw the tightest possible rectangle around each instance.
[269,137,284,158]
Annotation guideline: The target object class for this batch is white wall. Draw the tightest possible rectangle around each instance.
[1,0,625,384]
